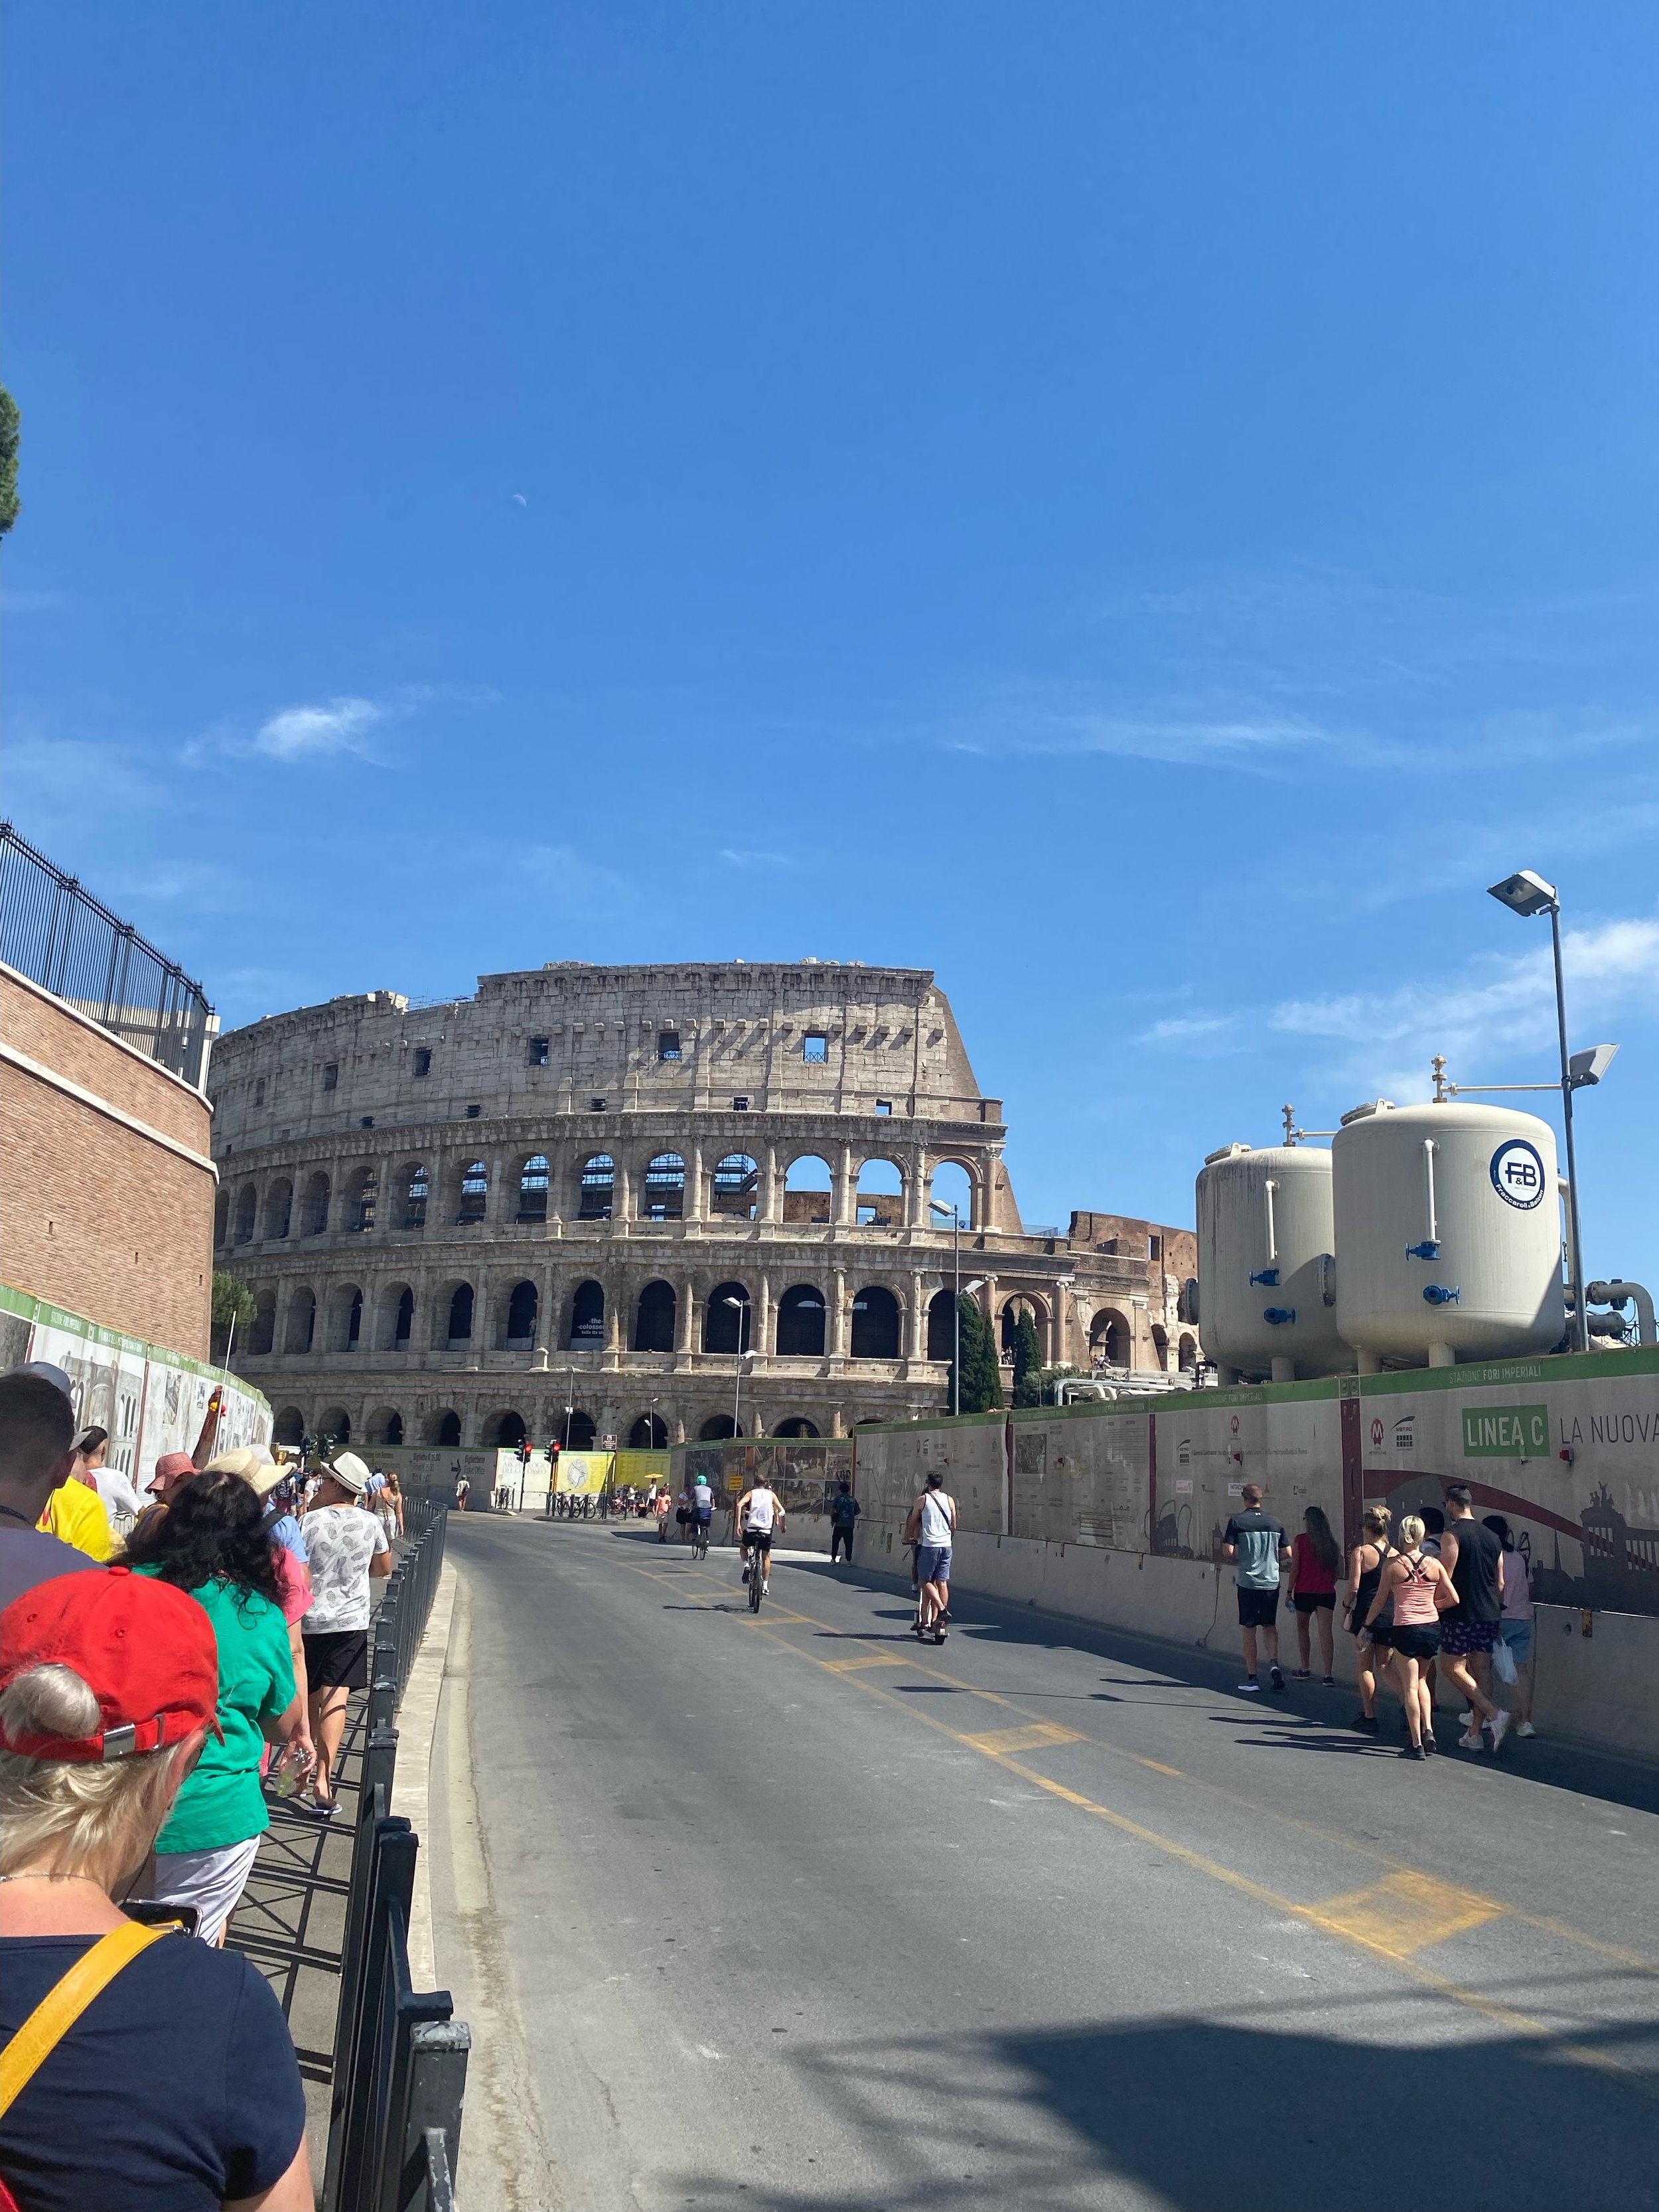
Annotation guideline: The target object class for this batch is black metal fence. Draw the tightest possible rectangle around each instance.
[324,1503,467,2212]
[0,819,214,1088]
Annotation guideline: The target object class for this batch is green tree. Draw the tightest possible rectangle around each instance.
[1011,1309,1045,1407]
[211,1270,256,1360]
[0,386,18,539]
[952,1293,1003,1414]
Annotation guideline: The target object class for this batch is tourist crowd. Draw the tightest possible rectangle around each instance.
[0,1363,405,2209]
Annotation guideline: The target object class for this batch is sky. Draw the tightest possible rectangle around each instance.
[7,3,1658,1283]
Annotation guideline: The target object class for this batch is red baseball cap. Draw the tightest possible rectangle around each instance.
[0,1566,220,1761]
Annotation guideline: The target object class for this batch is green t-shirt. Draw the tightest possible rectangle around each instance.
[135,1570,295,1855]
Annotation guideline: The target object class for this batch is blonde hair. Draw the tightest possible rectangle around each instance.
[0,1664,196,1890]
[1362,1506,1392,1536]
[1398,1513,1426,1547]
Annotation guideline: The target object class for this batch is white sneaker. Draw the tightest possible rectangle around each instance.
[1238,1680,1262,1694]
[1488,1708,1512,1752]
[1457,1731,1484,1751]
[1517,1720,1536,1738]
[1459,1710,1475,1728]
[762,1580,770,1595]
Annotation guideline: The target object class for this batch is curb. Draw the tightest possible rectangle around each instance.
[390,1556,458,1990]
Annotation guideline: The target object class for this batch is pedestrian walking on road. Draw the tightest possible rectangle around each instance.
[1289,1505,1340,1684]
[299,1453,392,1813]
[1484,1514,1536,1739]
[902,1473,956,1643]
[455,1474,470,1512]
[1345,1507,1395,1733]
[830,1479,861,1564]
[125,1469,307,1941]
[1221,1484,1292,1694]
[1362,1514,1458,1758]
[1437,1485,1509,1752]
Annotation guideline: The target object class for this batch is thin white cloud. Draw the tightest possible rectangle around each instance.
[717,848,792,869]
[253,695,386,762]
[1135,912,1659,1100]
[946,698,1331,769]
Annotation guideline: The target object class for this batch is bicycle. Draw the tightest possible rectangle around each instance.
[693,1517,711,1562]
[747,1538,765,1613]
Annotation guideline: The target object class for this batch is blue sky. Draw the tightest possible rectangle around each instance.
[7,3,1657,1279]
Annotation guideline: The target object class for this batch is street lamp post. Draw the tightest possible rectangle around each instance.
[721,1294,750,1438]
[1486,870,1599,1353]
[929,1199,962,1414]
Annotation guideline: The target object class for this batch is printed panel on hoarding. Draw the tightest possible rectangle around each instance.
[854,1418,1005,1536]
[1358,1355,1659,1616]
[1153,1392,1344,1563]
[1009,1413,1149,1550]
[680,1439,854,1518]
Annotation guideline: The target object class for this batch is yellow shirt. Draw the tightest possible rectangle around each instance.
[38,1478,113,1562]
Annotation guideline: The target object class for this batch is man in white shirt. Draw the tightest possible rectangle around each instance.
[903,1473,957,1643]
[735,1478,784,1595]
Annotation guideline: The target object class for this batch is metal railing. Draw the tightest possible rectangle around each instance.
[324,1504,467,2212]
[0,819,215,1088]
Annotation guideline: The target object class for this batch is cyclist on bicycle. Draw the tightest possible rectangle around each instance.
[736,1477,784,1596]
[691,1474,715,1552]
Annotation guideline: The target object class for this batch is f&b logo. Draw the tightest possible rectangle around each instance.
[1490,1138,1546,1211]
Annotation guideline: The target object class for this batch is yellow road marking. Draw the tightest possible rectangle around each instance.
[620,1547,1659,1988]
[961,1722,1085,1755]
[1301,1870,1508,1956]
[822,1653,907,1673]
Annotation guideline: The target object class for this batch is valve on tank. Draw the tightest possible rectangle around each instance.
[1423,1284,1461,1306]
[1404,1242,1440,1261]
[1249,1268,1279,1287]
[1263,1307,1297,1325]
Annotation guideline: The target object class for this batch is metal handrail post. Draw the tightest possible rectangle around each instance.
[394,2023,470,2212]
[326,1819,417,2212]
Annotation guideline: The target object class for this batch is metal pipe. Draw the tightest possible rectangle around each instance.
[1422,1140,1438,1244]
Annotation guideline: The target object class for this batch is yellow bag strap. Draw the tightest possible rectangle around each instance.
[0,1919,171,2119]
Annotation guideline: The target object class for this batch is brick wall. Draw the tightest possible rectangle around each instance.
[1,966,215,1360]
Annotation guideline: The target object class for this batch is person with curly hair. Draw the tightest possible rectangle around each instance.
[123,1470,305,1942]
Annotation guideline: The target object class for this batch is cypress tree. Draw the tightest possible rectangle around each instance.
[1011,1309,1045,1407]
[953,1293,1003,1414]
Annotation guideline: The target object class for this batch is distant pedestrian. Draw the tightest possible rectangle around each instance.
[1344,1507,1396,1733]
[1363,1513,1457,1758]
[1484,1513,1536,1739]
[300,1453,393,1812]
[1289,1505,1340,1684]
[70,1425,144,1539]
[656,1489,672,1544]
[35,1438,113,1564]
[1437,1484,1509,1752]
[455,1474,470,1512]
[1221,1483,1292,1694]
[0,1372,100,1609]
[902,1473,956,1643]
[830,1479,861,1565]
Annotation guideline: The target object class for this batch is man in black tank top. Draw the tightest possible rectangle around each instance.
[1438,1484,1509,1751]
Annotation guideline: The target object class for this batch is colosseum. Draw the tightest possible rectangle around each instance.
[210,961,1199,1451]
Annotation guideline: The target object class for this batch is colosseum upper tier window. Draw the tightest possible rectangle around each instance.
[711,1154,759,1220]
[803,1033,828,1063]
[457,1161,489,1223]
[579,1155,614,1220]
[658,1031,681,1061]
[413,1048,431,1077]
[518,1155,550,1221]
[644,1154,684,1219]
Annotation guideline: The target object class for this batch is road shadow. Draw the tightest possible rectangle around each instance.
[659,2007,1659,2211]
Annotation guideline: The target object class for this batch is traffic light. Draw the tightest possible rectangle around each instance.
[544,1439,559,1464]
[518,1440,532,1466]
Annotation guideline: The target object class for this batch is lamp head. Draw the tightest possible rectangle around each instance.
[1487,869,1557,918]
[1569,1043,1619,1088]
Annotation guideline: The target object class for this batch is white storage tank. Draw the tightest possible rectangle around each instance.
[1196,1143,1347,1383]
[1332,1100,1564,1368]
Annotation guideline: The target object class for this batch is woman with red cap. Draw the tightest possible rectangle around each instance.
[0,1567,311,2207]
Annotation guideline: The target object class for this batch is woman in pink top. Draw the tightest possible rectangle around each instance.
[1364,1514,1457,1759]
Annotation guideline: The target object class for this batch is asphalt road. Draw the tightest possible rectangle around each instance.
[425,1516,1659,2212]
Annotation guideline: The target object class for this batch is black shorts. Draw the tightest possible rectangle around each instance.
[303,1627,369,1691]
[676,1509,690,1525]
[742,1526,773,1552]
[1383,1624,1441,1662]
[1292,1591,1336,1614]
[1237,1588,1281,1629]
